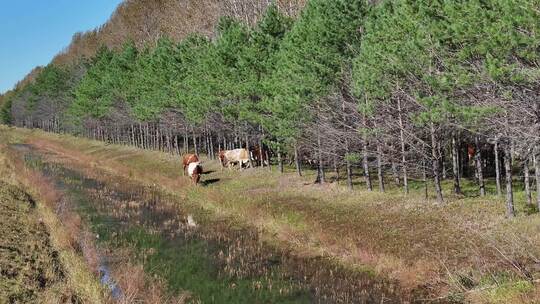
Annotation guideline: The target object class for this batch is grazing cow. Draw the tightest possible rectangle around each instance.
[219,149,251,170]
[182,153,199,176]
[250,145,269,166]
[218,150,226,170]
[467,144,476,162]
[187,162,203,185]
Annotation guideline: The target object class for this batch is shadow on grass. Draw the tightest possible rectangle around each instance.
[202,178,220,186]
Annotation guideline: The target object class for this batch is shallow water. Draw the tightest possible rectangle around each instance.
[99,262,122,300]
[14,143,424,304]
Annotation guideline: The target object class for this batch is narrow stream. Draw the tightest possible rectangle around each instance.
[12,144,425,304]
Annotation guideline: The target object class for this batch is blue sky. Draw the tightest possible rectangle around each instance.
[0,0,124,94]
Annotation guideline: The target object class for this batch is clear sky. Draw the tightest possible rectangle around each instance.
[0,0,124,94]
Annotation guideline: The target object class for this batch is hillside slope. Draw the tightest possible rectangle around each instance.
[52,0,305,65]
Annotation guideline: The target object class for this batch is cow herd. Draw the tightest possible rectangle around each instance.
[182,146,268,185]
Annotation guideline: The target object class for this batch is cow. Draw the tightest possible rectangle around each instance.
[467,144,475,162]
[219,148,251,170]
[218,150,226,169]
[187,161,203,185]
[250,145,269,166]
[182,153,199,176]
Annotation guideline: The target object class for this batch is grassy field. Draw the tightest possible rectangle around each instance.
[2,125,540,303]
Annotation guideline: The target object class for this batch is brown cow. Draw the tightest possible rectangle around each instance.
[218,150,226,171]
[182,154,199,176]
[250,145,269,166]
[467,144,475,162]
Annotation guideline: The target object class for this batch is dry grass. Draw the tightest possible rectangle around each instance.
[112,260,192,304]
[3,126,540,302]
[0,143,109,303]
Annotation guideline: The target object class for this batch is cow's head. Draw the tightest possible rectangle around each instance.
[218,150,228,167]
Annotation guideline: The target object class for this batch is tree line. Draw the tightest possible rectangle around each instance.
[1,0,540,216]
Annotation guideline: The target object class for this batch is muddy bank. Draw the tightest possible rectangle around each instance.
[0,181,73,303]
[15,143,439,303]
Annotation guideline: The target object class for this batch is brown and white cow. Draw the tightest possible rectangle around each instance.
[219,149,251,170]
[182,153,199,176]
[187,161,203,185]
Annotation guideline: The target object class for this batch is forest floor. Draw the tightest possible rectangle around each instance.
[2,125,540,303]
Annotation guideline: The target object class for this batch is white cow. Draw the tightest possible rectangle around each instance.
[219,149,251,170]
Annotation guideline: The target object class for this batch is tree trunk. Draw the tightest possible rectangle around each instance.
[277,148,284,174]
[524,156,532,205]
[430,123,443,203]
[265,149,271,172]
[362,141,372,191]
[534,152,540,212]
[452,134,461,194]
[345,143,353,190]
[475,136,485,197]
[258,135,264,167]
[145,124,150,150]
[440,142,446,180]
[209,133,215,159]
[165,131,171,154]
[422,157,428,200]
[494,140,502,196]
[340,91,353,190]
[511,140,516,164]
[333,153,339,181]
[174,134,180,155]
[245,135,253,169]
[391,161,400,187]
[316,130,325,184]
[183,132,187,153]
[294,144,302,177]
[139,123,144,149]
[376,144,384,192]
[504,146,515,218]
[154,124,158,150]
[204,130,209,155]
[397,97,409,194]
[193,132,198,155]
[131,125,135,147]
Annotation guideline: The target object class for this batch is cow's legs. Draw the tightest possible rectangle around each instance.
[240,160,246,170]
